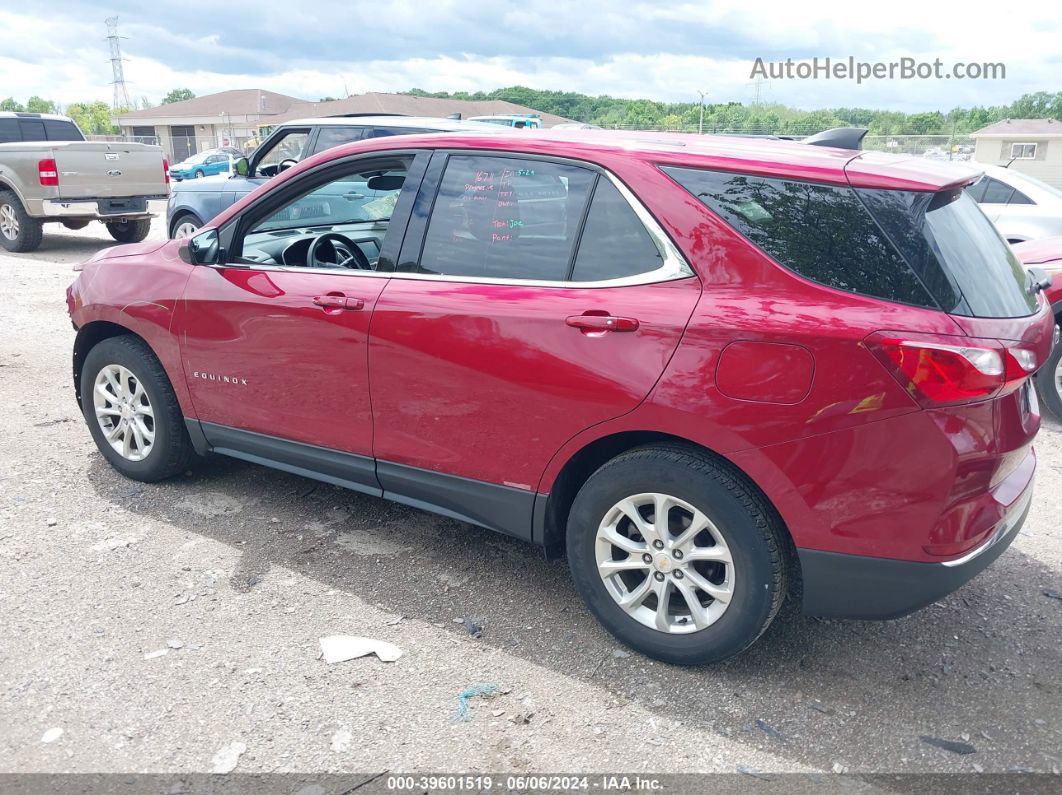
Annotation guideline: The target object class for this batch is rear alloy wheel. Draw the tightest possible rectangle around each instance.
[1035,329,1062,421]
[106,219,151,244]
[0,190,44,252]
[567,444,787,665]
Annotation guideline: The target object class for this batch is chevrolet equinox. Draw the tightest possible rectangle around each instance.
[68,130,1054,664]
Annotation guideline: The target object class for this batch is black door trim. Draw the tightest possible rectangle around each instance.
[377,460,535,541]
[194,421,536,542]
[200,421,382,497]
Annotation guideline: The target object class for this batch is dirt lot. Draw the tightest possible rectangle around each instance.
[1,218,1061,776]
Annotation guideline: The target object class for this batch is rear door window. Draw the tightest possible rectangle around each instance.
[411,155,595,281]
[17,119,45,142]
[663,166,936,308]
[570,179,663,281]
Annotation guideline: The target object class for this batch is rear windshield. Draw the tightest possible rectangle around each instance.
[663,165,1037,318]
[859,188,1037,318]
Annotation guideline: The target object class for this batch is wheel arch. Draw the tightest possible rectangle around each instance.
[73,321,148,409]
[537,430,799,584]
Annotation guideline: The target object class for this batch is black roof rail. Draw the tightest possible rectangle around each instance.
[325,112,409,119]
[14,112,43,118]
[801,127,869,150]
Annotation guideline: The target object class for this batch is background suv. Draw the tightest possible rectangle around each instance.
[69,130,1053,664]
[165,114,503,238]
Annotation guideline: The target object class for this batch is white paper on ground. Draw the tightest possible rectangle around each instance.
[319,635,403,663]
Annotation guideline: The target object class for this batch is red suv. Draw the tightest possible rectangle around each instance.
[68,130,1055,664]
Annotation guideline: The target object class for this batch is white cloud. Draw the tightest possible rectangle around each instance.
[1,3,1059,111]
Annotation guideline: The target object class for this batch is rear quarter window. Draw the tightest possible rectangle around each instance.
[662,166,936,308]
[43,119,83,141]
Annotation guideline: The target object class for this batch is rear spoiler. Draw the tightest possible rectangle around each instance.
[801,127,869,150]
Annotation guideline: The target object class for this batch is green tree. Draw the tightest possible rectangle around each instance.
[0,97,25,112]
[162,88,195,105]
[66,101,117,135]
[26,96,56,113]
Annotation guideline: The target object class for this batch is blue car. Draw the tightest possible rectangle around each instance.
[168,150,233,182]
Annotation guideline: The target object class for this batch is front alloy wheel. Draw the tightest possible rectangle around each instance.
[93,364,155,461]
[596,493,734,633]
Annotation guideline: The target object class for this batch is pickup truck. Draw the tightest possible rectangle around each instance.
[0,112,169,253]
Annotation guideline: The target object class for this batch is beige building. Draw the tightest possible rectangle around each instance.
[118,90,569,162]
[117,89,306,161]
[972,119,1062,188]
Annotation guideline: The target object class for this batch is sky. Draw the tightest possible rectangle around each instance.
[1,0,1059,112]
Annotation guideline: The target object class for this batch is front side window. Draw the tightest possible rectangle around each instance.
[412,155,596,280]
[237,156,412,270]
[663,166,935,308]
[255,130,310,177]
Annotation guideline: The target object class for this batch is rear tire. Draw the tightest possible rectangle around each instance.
[106,219,151,244]
[1035,328,1062,421]
[81,335,194,482]
[0,190,44,253]
[566,444,788,665]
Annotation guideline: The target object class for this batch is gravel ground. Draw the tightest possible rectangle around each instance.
[1,218,1060,776]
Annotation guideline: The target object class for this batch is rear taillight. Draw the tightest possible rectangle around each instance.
[38,159,59,186]
[865,331,1038,407]
[163,158,170,185]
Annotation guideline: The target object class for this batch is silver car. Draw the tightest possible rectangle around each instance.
[967,164,1062,243]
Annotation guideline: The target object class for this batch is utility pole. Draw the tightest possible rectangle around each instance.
[106,17,132,111]
[698,90,707,135]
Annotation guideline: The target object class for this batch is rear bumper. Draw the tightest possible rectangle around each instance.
[798,483,1033,619]
[41,197,164,220]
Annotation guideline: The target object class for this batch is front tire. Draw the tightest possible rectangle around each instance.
[169,213,202,240]
[81,336,193,481]
[0,190,43,252]
[106,219,151,244]
[566,444,788,665]
[1035,328,1062,421]
[193,170,205,179]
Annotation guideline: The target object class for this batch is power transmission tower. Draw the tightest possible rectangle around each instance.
[106,17,132,110]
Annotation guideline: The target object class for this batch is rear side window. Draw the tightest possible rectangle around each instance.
[43,119,83,141]
[980,178,1016,204]
[414,155,595,280]
[861,188,1037,318]
[312,126,366,154]
[570,179,662,281]
[663,166,936,308]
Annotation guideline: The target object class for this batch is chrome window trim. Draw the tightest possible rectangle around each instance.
[220,162,695,289]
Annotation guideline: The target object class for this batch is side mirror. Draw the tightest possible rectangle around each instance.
[179,228,221,266]
[1028,267,1053,294]
[234,157,249,177]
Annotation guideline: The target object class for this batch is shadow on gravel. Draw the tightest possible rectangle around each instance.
[86,452,1062,771]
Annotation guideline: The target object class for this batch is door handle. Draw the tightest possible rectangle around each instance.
[313,295,365,311]
[565,314,639,333]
